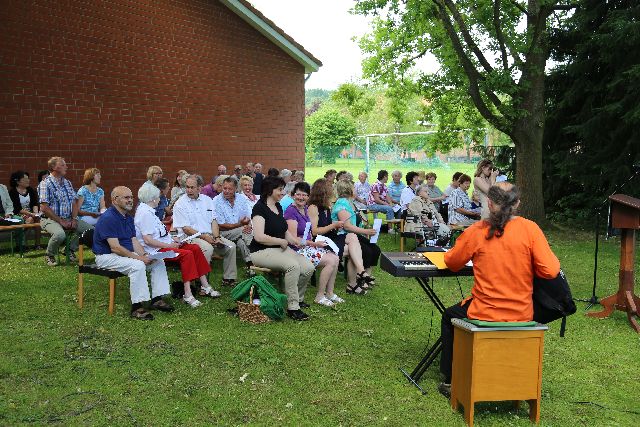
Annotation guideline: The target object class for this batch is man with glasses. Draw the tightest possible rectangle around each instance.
[233,165,243,181]
[212,177,254,276]
[93,186,173,320]
[173,174,238,287]
[38,156,93,266]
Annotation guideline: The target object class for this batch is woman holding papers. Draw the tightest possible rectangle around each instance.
[284,182,342,307]
[135,184,213,307]
[332,180,381,294]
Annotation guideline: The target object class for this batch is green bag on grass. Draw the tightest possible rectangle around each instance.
[231,276,288,320]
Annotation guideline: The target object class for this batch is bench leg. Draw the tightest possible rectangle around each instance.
[78,273,84,309]
[108,279,115,315]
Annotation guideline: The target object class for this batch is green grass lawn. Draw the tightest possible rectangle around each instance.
[1,227,639,426]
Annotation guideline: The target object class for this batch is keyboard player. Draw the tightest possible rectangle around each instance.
[437,182,560,398]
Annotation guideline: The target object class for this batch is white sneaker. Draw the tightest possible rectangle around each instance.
[315,296,335,307]
[329,294,345,303]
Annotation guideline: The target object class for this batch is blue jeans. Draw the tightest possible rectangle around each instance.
[367,204,395,220]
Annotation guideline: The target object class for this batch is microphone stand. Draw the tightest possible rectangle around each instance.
[576,167,640,310]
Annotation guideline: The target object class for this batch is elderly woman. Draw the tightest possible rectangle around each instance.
[473,159,499,220]
[332,180,381,294]
[425,172,446,211]
[405,184,451,245]
[135,184,214,307]
[202,174,227,199]
[249,176,315,321]
[353,171,370,210]
[284,182,341,307]
[74,168,106,226]
[9,171,39,223]
[448,174,480,226]
[388,170,406,205]
[239,175,259,209]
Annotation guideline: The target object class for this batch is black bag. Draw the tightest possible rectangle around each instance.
[532,269,577,337]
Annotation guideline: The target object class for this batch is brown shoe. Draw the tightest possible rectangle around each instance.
[150,299,175,312]
[222,279,237,287]
[130,308,154,320]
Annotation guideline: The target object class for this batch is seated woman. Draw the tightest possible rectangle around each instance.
[284,182,342,307]
[239,175,259,209]
[473,159,499,220]
[154,178,173,227]
[405,184,451,246]
[75,168,106,226]
[308,179,371,295]
[249,176,315,321]
[135,184,215,307]
[170,170,188,205]
[447,174,480,226]
[438,182,560,397]
[425,171,446,211]
[9,171,39,223]
[331,180,381,294]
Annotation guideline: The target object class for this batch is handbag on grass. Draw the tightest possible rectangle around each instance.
[231,276,288,320]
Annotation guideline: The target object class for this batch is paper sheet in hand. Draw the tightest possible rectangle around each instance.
[149,251,177,260]
[370,218,383,244]
[179,231,201,243]
[392,204,401,213]
[315,235,339,254]
[422,252,448,269]
[4,218,22,223]
[302,222,311,242]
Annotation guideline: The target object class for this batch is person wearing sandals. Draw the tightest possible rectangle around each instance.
[75,168,106,226]
[135,184,214,307]
[93,186,174,320]
[331,180,380,294]
[284,182,343,308]
[249,176,315,321]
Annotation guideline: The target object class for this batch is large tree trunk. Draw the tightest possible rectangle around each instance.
[512,128,546,222]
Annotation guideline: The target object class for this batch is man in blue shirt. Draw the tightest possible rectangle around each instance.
[94,186,173,320]
[213,176,253,275]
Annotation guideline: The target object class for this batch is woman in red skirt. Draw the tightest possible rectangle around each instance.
[134,185,220,307]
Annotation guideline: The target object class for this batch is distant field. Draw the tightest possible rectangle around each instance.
[305,158,477,189]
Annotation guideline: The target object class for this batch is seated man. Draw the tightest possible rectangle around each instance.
[212,177,254,274]
[438,182,560,397]
[93,186,174,320]
[38,156,93,266]
[172,174,238,288]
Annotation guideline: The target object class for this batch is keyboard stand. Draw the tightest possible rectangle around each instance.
[399,276,449,394]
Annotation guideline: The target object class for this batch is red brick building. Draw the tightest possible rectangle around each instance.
[0,0,321,192]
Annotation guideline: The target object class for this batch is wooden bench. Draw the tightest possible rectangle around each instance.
[0,223,42,257]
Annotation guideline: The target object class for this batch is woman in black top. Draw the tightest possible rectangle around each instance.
[249,176,316,321]
[9,171,39,223]
[308,178,377,295]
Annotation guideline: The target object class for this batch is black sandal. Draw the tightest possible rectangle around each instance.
[357,271,376,288]
[130,308,154,320]
[150,299,175,312]
[346,283,368,295]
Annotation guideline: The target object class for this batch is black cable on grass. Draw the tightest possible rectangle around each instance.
[572,401,640,415]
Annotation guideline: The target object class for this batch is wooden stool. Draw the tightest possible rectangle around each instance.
[450,319,548,426]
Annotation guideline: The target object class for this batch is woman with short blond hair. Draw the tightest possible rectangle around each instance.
[76,167,106,226]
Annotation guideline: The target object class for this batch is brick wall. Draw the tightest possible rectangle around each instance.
[0,0,306,195]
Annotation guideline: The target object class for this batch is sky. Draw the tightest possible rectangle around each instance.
[249,0,439,90]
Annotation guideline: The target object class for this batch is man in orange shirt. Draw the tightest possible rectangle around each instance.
[438,182,560,397]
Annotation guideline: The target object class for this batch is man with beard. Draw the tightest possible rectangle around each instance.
[93,186,173,320]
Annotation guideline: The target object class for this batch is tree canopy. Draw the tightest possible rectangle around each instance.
[355,0,579,222]
[543,0,640,221]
